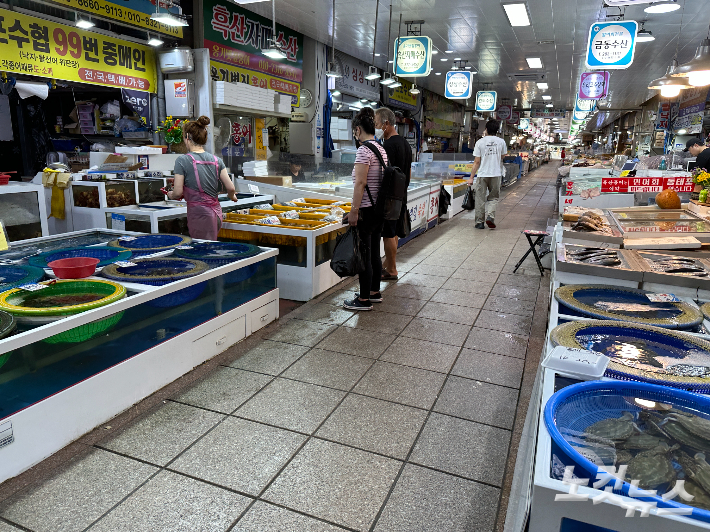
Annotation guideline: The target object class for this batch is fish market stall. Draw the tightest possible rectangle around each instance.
[0,230,278,483]
[0,183,49,242]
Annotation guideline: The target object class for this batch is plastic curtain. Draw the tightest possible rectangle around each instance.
[324,90,334,158]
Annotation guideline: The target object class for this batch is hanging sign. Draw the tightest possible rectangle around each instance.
[496,104,512,121]
[121,88,150,123]
[575,96,597,113]
[0,8,157,91]
[507,111,520,125]
[393,36,432,77]
[333,51,380,100]
[475,91,497,113]
[52,0,183,38]
[444,71,473,99]
[530,108,566,118]
[519,118,530,130]
[204,0,303,105]
[585,21,638,69]
[573,110,588,121]
[579,71,610,99]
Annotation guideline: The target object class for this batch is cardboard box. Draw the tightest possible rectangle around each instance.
[246,175,293,187]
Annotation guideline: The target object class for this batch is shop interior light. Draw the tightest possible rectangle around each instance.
[648,59,691,93]
[673,39,710,78]
[526,57,543,68]
[502,3,530,27]
[690,70,710,86]
[360,98,369,102]
[148,37,164,46]
[150,11,188,27]
[445,50,454,53]
[76,18,95,29]
[440,58,449,61]
[678,128,688,134]
[537,82,548,89]
[365,66,381,80]
[262,43,287,59]
[432,50,439,54]
[410,84,420,95]
[435,72,442,75]
[660,85,682,97]
[542,95,552,100]
[331,90,341,96]
[380,73,396,86]
[375,53,381,56]
[325,61,342,78]
[636,23,655,43]
[454,57,462,61]
[545,103,553,107]
[389,77,402,88]
[644,1,681,13]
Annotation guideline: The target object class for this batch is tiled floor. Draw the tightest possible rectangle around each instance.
[0,163,558,532]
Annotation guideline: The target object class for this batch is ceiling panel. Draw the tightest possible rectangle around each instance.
[244,0,710,114]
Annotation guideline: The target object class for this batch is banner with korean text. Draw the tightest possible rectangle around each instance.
[204,0,303,106]
[0,8,157,92]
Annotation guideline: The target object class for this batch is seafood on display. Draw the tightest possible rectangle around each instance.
[646,255,709,277]
[566,246,622,267]
[571,211,612,235]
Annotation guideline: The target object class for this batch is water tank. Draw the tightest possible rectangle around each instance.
[158,47,194,74]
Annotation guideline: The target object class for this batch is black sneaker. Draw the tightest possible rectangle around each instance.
[475,223,485,229]
[343,298,373,310]
[356,292,382,302]
[486,218,496,229]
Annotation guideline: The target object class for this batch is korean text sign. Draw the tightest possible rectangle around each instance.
[475,91,496,112]
[393,36,432,77]
[579,71,610,99]
[585,21,638,69]
[444,71,472,99]
[0,8,157,91]
[387,78,418,110]
[52,0,183,38]
[204,0,303,104]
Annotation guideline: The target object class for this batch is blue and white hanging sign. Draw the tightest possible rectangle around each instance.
[519,118,530,131]
[475,91,497,112]
[444,71,473,99]
[585,21,638,69]
[393,36,432,77]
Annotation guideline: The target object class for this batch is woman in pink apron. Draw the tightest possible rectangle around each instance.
[168,116,238,240]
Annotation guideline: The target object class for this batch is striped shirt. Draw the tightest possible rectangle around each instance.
[352,142,388,208]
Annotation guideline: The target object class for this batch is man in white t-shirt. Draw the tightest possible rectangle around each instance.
[467,119,508,229]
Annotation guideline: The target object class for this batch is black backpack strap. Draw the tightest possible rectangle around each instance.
[361,141,385,207]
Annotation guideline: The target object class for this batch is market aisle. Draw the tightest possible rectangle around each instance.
[0,163,559,532]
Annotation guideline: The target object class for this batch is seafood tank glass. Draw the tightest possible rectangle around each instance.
[0,253,277,421]
[0,191,43,242]
[73,181,136,208]
[137,179,167,203]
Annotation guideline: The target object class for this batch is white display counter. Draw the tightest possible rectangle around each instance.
[0,183,49,242]
[0,229,279,482]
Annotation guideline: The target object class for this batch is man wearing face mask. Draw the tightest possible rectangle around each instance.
[375,107,411,280]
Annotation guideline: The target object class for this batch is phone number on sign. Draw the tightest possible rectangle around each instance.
[70,0,181,35]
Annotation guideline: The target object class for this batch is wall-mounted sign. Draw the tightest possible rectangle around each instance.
[496,104,512,121]
[393,36,432,77]
[333,51,379,100]
[585,21,638,69]
[204,0,303,105]
[0,8,157,91]
[507,111,520,125]
[444,71,472,99]
[475,91,497,113]
[579,71,610,99]
[671,87,710,134]
[53,0,183,37]
[385,78,418,110]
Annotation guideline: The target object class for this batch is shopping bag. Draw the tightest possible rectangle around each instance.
[462,186,475,211]
[330,227,365,277]
[395,204,411,238]
[439,186,451,217]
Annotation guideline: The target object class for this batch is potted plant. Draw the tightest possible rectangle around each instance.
[692,167,710,202]
[158,116,188,153]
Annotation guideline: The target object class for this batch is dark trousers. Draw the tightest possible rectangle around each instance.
[358,206,384,299]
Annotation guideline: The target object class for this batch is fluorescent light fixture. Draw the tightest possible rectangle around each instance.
[636,23,655,43]
[325,61,342,78]
[389,77,402,88]
[526,57,543,69]
[432,50,438,54]
[440,58,448,62]
[360,98,369,102]
[502,3,530,27]
[371,100,378,105]
[262,44,287,59]
[435,72,441,75]
[454,57,462,61]
[644,1,681,14]
[365,66,381,80]
[331,90,341,96]
[545,103,553,107]
[76,18,95,29]
[388,60,394,64]
[150,11,189,27]
[537,82,548,89]
[445,50,454,53]
[375,53,381,56]
[381,73,396,86]
[148,37,164,46]
[542,95,552,100]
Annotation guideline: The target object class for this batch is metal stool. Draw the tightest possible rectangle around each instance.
[514,230,550,276]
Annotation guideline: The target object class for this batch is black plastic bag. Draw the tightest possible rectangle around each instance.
[395,204,412,238]
[439,186,451,217]
[462,186,475,211]
[330,227,365,277]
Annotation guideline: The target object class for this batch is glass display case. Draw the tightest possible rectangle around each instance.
[0,184,48,241]
[0,228,279,483]
[72,181,136,209]
[607,207,710,240]
[137,178,167,203]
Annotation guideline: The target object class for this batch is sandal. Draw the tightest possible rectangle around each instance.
[381,268,398,281]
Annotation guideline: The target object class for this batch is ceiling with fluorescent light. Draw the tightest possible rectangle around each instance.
[242,0,709,122]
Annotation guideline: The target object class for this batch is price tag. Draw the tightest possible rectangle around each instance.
[175,246,193,250]
[647,293,681,302]
[235,209,250,215]
[19,283,47,291]
[111,214,126,232]
[543,346,609,378]
[248,184,260,194]
[119,236,137,241]
[115,261,136,267]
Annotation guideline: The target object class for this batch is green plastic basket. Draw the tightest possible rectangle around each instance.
[0,280,125,317]
[43,311,125,344]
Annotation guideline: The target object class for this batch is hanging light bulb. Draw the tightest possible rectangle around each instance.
[648,59,691,94]
[689,70,710,86]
